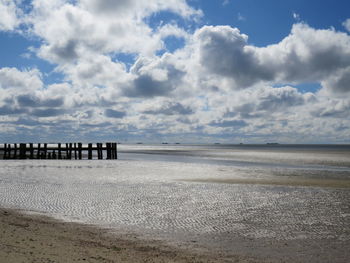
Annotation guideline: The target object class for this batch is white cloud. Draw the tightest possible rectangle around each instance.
[292,12,300,21]
[222,0,230,6]
[188,23,350,93]
[1,1,350,142]
[0,67,43,91]
[343,18,350,32]
[29,0,201,63]
[0,0,21,31]
[238,13,246,21]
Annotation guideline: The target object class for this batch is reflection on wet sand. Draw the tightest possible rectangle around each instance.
[0,144,349,262]
[181,177,350,188]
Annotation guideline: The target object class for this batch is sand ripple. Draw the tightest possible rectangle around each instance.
[0,160,349,250]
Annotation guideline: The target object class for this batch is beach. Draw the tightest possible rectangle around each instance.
[0,144,349,262]
[1,208,250,263]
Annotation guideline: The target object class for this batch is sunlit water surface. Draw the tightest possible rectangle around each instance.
[0,144,349,261]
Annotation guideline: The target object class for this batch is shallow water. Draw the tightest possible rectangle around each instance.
[0,144,349,261]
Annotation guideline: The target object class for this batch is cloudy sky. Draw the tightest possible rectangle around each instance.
[0,0,350,143]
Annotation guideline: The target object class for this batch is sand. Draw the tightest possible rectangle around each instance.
[0,208,262,263]
[181,177,350,188]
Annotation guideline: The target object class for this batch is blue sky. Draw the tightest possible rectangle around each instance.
[0,0,350,143]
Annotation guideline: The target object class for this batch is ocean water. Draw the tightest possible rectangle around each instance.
[0,144,349,261]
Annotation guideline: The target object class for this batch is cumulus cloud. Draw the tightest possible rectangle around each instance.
[30,0,201,64]
[1,0,350,142]
[16,95,64,108]
[143,102,193,115]
[0,0,21,31]
[321,67,350,93]
[190,24,350,93]
[0,67,43,91]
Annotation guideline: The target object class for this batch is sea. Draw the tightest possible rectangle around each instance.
[0,144,349,261]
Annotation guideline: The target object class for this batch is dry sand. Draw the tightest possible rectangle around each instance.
[0,208,263,263]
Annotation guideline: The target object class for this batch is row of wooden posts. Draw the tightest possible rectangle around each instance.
[0,143,117,160]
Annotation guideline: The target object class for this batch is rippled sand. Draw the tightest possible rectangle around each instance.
[0,145,349,262]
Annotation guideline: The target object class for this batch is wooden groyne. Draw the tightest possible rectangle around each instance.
[0,143,117,160]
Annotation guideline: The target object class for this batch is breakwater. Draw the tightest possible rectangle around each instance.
[0,143,117,160]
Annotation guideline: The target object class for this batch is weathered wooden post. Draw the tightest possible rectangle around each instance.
[111,142,115,159]
[65,143,69,159]
[13,144,18,159]
[3,143,7,159]
[19,143,26,159]
[78,143,82,159]
[106,142,111,159]
[29,143,34,159]
[69,143,73,159]
[43,143,48,159]
[112,143,117,159]
[3,143,6,159]
[110,143,115,159]
[8,144,12,159]
[73,143,77,159]
[65,143,68,159]
[37,143,41,159]
[97,143,100,159]
[58,143,62,159]
[97,143,103,159]
[88,143,92,159]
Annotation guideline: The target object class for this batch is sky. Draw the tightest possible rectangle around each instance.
[0,0,350,144]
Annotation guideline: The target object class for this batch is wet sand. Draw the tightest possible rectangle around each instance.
[1,145,349,262]
[0,208,257,263]
[182,177,350,188]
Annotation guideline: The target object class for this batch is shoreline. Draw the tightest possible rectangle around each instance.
[0,207,259,263]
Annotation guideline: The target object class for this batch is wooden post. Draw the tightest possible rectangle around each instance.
[113,143,117,159]
[110,143,115,159]
[97,143,103,159]
[97,143,100,159]
[37,143,41,159]
[88,143,92,159]
[52,150,57,159]
[19,143,26,159]
[30,143,34,159]
[106,142,111,159]
[74,143,77,159]
[69,143,73,159]
[44,143,48,159]
[110,143,116,159]
[65,143,69,159]
[58,143,62,159]
[13,144,18,159]
[3,143,7,159]
[8,144,12,159]
[78,143,82,159]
